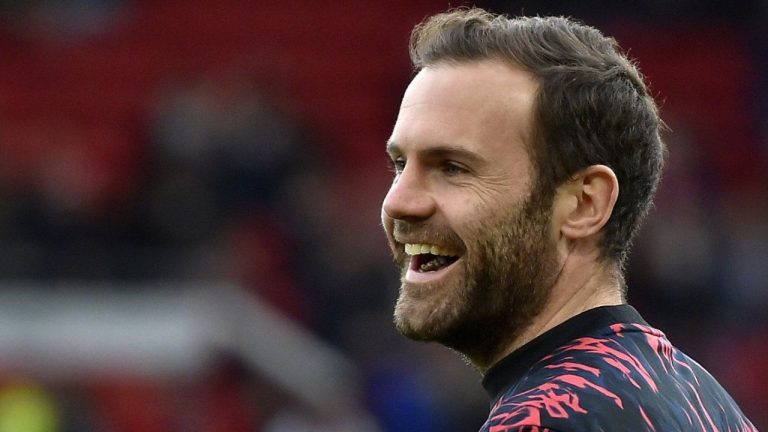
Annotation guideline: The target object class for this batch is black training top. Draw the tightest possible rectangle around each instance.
[479,305,757,432]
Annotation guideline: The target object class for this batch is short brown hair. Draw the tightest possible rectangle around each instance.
[410,8,665,268]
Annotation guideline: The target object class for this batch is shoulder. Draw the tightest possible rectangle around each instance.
[481,325,665,430]
[479,425,567,432]
[482,322,757,431]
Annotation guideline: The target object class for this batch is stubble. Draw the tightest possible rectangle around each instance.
[392,191,560,365]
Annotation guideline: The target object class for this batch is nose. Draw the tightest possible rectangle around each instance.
[382,166,436,222]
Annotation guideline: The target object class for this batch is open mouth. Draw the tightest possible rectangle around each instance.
[405,243,460,273]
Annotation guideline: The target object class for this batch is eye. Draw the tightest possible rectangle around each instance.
[442,161,468,176]
[387,156,406,175]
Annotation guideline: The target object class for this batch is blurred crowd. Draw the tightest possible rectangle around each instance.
[0,0,766,430]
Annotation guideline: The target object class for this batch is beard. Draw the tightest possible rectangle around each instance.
[390,190,560,366]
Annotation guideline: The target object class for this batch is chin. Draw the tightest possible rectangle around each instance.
[393,285,465,342]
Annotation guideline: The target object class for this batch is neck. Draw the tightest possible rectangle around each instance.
[478,248,623,374]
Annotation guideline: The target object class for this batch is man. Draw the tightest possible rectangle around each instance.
[381,8,756,431]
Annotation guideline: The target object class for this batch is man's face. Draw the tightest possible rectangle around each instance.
[381,61,560,360]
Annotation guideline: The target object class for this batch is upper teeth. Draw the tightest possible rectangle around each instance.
[404,243,456,257]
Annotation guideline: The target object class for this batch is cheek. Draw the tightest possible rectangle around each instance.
[441,195,487,224]
[445,195,514,237]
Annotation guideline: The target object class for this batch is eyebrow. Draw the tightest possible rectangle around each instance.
[386,141,488,165]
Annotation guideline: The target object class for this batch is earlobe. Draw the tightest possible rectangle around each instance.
[556,165,619,240]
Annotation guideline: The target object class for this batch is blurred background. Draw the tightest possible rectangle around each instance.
[0,0,765,430]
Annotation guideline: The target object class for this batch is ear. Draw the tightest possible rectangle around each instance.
[552,164,619,241]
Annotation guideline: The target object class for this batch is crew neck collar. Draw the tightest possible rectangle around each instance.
[481,304,646,401]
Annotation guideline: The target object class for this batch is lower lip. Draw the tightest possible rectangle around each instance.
[404,257,461,283]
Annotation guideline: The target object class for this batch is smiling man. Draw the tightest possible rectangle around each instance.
[381,8,756,431]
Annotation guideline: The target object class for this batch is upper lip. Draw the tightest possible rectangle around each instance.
[393,237,437,248]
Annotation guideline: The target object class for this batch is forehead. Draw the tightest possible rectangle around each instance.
[390,60,538,159]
